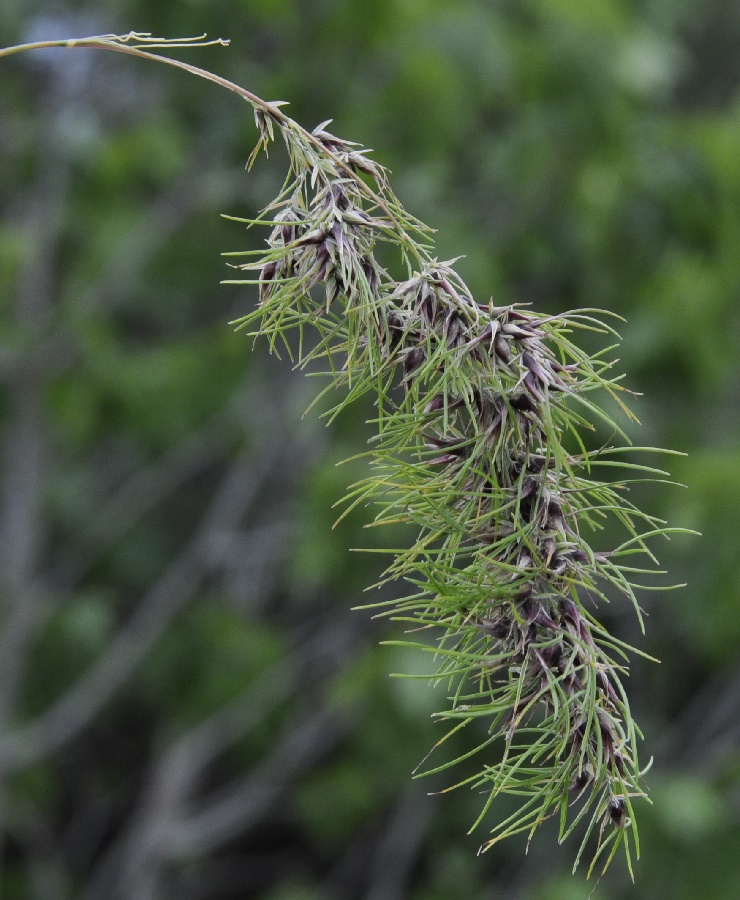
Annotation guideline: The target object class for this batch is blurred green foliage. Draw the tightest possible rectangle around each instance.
[0,1,738,898]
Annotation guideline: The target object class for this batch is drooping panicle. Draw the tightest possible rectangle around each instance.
[228,105,685,880]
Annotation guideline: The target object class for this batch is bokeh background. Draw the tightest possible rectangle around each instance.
[0,1,738,898]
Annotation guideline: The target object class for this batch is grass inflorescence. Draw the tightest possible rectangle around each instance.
[225,109,689,877]
[1,33,694,878]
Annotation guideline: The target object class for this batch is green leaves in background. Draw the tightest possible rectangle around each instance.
[0,2,737,898]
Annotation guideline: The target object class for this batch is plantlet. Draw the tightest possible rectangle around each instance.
[0,32,694,878]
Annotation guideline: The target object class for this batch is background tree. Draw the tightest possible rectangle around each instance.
[0,1,738,898]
